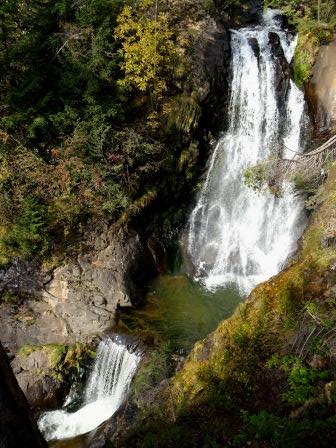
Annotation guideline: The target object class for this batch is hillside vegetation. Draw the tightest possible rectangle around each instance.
[2,0,331,264]
[0,0,218,265]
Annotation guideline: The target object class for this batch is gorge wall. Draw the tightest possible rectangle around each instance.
[307,35,336,132]
[0,227,157,353]
[1,1,335,445]
[0,342,47,448]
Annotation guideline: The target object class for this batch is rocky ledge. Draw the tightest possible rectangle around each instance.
[0,226,157,354]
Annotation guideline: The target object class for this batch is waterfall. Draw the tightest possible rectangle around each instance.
[187,10,308,294]
[38,336,140,441]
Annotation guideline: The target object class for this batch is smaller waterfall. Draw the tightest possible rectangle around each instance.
[38,336,140,441]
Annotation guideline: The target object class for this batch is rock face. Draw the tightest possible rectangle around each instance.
[0,227,157,353]
[307,36,336,132]
[269,31,291,107]
[0,342,47,447]
[42,227,157,340]
[11,350,64,410]
[190,18,231,135]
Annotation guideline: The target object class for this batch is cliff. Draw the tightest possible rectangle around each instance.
[307,35,336,132]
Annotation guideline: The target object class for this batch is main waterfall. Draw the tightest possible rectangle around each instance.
[38,336,140,441]
[187,11,308,294]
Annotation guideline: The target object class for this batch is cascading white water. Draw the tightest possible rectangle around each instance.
[38,336,140,441]
[188,10,308,294]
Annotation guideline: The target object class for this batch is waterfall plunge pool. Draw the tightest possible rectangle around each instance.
[120,273,242,353]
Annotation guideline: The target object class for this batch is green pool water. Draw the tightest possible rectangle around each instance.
[120,273,242,352]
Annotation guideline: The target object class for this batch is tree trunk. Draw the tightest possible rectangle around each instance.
[0,342,47,448]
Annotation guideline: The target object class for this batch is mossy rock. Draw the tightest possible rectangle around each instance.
[294,24,334,86]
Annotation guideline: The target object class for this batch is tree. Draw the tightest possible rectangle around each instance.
[114,0,177,98]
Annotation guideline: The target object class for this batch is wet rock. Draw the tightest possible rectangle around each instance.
[268,31,291,112]
[178,16,231,136]
[248,37,260,60]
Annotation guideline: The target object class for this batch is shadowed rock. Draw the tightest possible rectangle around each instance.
[0,342,47,448]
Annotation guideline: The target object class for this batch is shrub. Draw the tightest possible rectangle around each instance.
[267,355,331,405]
[2,197,50,259]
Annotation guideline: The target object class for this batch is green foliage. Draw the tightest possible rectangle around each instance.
[0,0,204,262]
[267,355,331,405]
[233,410,336,448]
[243,157,282,196]
[2,197,50,259]
[294,20,334,86]
[243,161,270,193]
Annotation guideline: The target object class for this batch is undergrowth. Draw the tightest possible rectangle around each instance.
[265,0,335,85]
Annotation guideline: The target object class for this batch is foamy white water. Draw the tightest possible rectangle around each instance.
[187,10,308,294]
[38,337,140,441]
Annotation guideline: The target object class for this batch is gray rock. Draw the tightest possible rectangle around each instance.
[0,227,157,352]
[12,350,63,410]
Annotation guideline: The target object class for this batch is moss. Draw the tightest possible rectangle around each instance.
[18,342,96,381]
[167,95,201,135]
[0,290,17,304]
[18,344,38,358]
[43,344,68,368]
[131,343,173,405]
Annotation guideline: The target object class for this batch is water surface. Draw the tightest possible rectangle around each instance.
[120,273,242,352]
